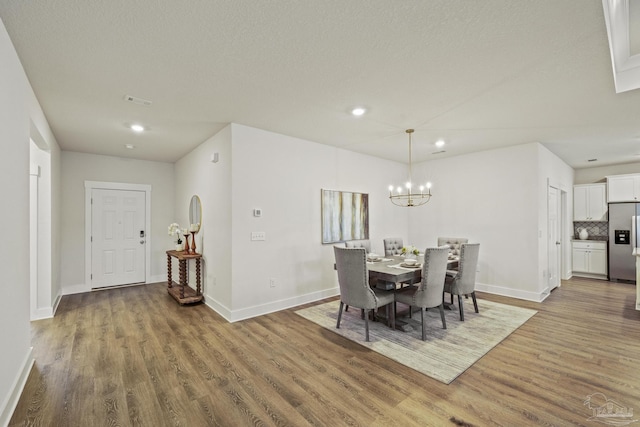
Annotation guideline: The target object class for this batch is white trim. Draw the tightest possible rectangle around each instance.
[602,0,640,92]
[29,167,38,321]
[0,347,34,427]
[205,287,340,323]
[84,181,152,290]
[475,282,549,303]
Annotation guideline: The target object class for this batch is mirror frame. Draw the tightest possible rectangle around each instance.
[189,195,202,232]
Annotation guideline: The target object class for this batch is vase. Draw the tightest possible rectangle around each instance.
[175,243,184,251]
[578,228,589,240]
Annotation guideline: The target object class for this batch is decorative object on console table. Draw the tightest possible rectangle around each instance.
[166,250,203,304]
[168,222,184,251]
[183,229,191,253]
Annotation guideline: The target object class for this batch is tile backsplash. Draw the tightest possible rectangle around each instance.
[573,221,608,240]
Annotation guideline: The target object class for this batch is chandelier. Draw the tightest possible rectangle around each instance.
[388,129,432,207]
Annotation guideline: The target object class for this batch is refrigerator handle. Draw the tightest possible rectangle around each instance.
[633,216,637,253]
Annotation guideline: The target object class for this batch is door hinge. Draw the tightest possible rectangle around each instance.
[91,274,92,280]
[91,236,93,242]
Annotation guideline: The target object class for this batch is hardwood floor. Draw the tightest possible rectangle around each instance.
[9,277,640,426]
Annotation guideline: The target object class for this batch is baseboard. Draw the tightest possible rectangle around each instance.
[205,287,340,323]
[147,274,165,284]
[476,282,547,303]
[62,283,91,296]
[0,347,34,427]
[31,306,53,321]
[204,297,232,322]
[63,276,165,296]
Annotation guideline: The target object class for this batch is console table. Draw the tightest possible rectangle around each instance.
[166,250,203,305]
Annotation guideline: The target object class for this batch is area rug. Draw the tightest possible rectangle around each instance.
[295,298,537,384]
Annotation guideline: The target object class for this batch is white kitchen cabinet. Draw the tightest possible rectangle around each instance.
[607,174,640,202]
[573,184,607,221]
[572,241,607,278]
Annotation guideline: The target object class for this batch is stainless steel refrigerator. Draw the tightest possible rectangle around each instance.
[608,202,640,282]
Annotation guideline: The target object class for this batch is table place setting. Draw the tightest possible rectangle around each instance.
[366,253,393,264]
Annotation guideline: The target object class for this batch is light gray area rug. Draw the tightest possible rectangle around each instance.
[295,299,537,384]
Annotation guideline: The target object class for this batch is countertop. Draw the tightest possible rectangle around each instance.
[571,238,608,242]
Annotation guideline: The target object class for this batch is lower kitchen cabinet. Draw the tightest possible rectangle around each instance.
[572,241,607,279]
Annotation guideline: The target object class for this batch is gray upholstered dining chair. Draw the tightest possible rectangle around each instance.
[394,246,449,341]
[437,237,468,259]
[444,243,480,321]
[383,237,404,256]
[345,239,372,253]
[334,246,395,341]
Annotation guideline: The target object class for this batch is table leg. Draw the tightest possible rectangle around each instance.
[195,258,201,296]
[167,254,172,288]
[179,259,186,299]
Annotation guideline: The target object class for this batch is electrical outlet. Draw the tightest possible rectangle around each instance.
[251,231,266,241]
[269,278,276,288]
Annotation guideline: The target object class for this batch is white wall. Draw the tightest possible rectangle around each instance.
[60,152,175,293]
[574,162,640,184]
[0,19,35,425]
[175,125,233,312]
[537,144,575,284]
[175,123,409,321]
[409,142,573,301]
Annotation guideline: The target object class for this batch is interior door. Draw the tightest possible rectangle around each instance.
[91,189,146,288]
[548,185,561,290]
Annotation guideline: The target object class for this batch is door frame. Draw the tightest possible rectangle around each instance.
[547,179,568,290]
[85,181,152,289]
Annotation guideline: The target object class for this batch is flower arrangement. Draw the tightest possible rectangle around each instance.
[168,222,183,244]
[401,245,420,256]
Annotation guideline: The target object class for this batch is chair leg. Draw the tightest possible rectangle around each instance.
[364,309,370,341]
[450,293,454,304]
[408,305,412,319]
[439,304,447,329]
[457,295,464,321]
[361,308,364,319]
[337,301,344,328]
[345,305,349,312]
[471,292,479,313]
[421,308,426,341]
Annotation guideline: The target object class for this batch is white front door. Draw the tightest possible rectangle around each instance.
[548,185,561,290]
[91,189,146,288]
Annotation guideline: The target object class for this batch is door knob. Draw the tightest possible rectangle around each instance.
[140,240,145,244]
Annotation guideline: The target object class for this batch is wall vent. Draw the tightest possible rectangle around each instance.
[124,94,152,106]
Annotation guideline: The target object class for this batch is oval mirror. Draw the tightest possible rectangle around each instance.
[189,195,202,232]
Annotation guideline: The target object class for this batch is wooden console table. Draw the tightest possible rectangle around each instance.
[166,250,203,305]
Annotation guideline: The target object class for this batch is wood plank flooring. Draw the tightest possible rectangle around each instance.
[9,277,640,426]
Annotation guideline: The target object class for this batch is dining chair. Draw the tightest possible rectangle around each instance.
[383,237,404,256]
[394,246,449,341]
[334,246,395,341]
[443,243,480,321]
[345,239,372,253]
[437,237,468,259]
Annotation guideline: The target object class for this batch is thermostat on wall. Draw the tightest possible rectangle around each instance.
[253,208,262,217]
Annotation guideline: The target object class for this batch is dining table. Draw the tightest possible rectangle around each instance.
[366,254,459,331]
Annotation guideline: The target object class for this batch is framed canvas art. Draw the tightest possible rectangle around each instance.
[321,189,369,244]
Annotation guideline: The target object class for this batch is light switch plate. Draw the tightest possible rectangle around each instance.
[251,231,266,241]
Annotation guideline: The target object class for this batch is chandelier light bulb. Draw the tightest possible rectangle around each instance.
[388,185,394,192]
[426,182,432,189]
[397,186,402,193]
[406,182,412,189]
[419,185,425,192]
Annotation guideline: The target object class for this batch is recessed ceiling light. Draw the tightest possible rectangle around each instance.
[130,124,144,133]
[435,140,445,148]
[125,144,135,149]
[351,107,366,116]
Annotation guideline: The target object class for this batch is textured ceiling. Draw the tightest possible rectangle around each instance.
[1,0,639,168]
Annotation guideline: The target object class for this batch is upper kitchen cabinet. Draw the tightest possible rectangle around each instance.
[607,174,640,202]
[574,183,607,221]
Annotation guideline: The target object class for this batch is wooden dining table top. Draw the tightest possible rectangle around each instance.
[366,255,459,283]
